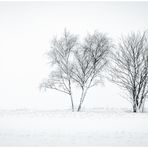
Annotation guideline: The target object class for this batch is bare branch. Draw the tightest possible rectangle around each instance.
[72,31,112,111]
[109,31,148,112]
[40,29,78,111]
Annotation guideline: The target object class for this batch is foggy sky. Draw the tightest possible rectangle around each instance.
[0,1,148,109]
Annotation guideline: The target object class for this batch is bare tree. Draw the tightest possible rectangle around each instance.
[110,32,148,112]
[40,29,78,112]
[72,32,111,111]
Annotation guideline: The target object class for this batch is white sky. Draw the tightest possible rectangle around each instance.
[0,1,148,110]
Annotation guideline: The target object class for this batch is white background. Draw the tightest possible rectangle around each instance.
[0,1,148,110]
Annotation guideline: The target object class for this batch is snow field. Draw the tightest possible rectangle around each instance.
[0,108,148,146]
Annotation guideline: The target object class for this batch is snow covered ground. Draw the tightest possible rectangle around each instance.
[0,107,148,146]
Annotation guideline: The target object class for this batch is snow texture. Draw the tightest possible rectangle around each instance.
[0,108,148,146]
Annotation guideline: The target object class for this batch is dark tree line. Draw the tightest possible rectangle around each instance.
[40,29,148,113]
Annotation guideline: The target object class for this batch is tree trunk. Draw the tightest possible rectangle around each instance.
[77,89,84,112]
[77,87,89,112]
[68,79,74,112]
[70,94,74,112]
[77,102,82,112]
[139,99,145,113]
[140,103,145,112]
[133,103,137,113]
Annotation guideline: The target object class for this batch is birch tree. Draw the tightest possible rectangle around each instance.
[40,30,78,111]
[72,32,111,111]
[110,32,148,112]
